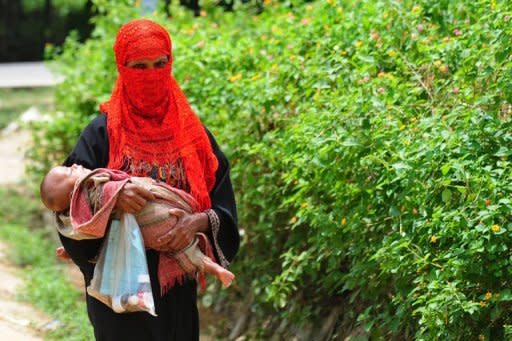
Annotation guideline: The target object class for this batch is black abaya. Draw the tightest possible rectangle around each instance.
[60,114,240,341]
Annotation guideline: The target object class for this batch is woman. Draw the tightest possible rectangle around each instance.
[59,19,239,340]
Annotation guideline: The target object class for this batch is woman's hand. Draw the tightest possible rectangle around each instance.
[115,183,155,213]
[156,209,209,252]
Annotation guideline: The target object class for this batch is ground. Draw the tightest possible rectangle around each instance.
[0,128,51,340]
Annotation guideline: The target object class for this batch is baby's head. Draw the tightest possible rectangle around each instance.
[40,164,91,212]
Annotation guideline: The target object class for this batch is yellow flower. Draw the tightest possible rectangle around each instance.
[340,50,348,56]
[442,36,450,43]
[263,0,271,4]
[355,41,363,48]
[439,64,449,74]
[479,301,487,308]
[290,216,298,224]
[301,202,308,209]
[485,292,492,300]
[229,73,242,82]
[434,60,442,67]
[412,5,421,13]
[251,74,260,81]
[491,224,500,233]
[388,50,397,58]
[430,235,438,243]
[341,217,347,225]
[478,335,485,341]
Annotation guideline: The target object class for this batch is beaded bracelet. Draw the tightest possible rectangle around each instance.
[204,208,229,268]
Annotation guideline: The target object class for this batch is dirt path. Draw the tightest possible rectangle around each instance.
[0,128,53,340]
[0,242,52,340]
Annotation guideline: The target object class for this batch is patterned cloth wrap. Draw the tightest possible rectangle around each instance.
[63,168,216,294]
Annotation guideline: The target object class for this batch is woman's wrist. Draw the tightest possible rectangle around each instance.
[193,212,210,233]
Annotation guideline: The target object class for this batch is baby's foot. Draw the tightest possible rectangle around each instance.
[218,269,235,288]
[55,246,71,260]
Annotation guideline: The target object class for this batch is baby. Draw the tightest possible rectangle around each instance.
[40,164,234,289]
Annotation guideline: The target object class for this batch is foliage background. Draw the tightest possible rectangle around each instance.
[29,0,512,339]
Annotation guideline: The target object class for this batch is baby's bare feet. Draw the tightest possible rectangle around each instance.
[218,269,235,288]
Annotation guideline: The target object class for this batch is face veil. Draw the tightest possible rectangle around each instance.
[99,19,218,211]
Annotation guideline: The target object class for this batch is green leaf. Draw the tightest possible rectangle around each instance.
[442,189,452,203]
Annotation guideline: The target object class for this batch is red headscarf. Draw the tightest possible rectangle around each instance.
[100,19,218,211]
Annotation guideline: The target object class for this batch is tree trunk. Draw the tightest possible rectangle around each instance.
[43,0,53,44]
[0,0,23,61]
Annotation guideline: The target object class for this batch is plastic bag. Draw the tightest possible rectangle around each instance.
[87,213,156,316]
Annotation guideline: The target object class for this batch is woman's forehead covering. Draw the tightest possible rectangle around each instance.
[114,19,172,65]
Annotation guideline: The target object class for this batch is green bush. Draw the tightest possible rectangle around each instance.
[30,0,512,339]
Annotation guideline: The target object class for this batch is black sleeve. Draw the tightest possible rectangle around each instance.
[59,114,109,279]
[63,114,109,168]
[204,127,240,264]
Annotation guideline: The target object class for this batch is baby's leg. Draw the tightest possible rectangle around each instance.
[201,255,235,288]
[184,243,235,287]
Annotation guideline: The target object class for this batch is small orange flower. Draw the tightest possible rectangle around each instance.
[341,217,347,225]
[229,73,242,82]
[290,216,298,224]
[485,292,492,300]
[479,301,487,307]
[430,235,438,243]
[300,18,312,25]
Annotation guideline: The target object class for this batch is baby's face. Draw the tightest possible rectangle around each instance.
[47,165,91,212]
